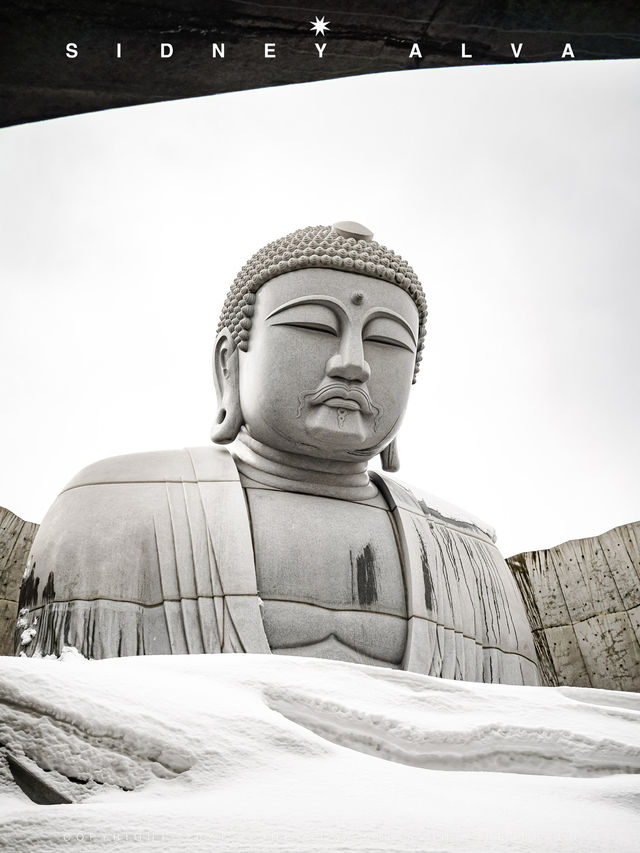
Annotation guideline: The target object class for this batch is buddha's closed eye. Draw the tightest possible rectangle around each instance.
[364,334,413,350]
[276,319,338,336]
[363,318,415,352]
[269,302,339,336]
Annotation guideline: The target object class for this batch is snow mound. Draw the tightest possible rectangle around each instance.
[1,653,639,852]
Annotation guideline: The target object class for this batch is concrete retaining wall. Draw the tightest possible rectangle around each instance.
[0,507,39,655]
[508,522,640,691]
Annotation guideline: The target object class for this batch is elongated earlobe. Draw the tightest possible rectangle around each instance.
[380,438,400,472]
[211,330,243,444]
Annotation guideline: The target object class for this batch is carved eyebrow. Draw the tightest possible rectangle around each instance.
[363,309,417,346]
[265,295,348,323]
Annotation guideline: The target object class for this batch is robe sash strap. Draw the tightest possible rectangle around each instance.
[373,473,539,685]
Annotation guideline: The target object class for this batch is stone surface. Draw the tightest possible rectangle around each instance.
[15,223,540,685]
[2,2,640,128]
[0,507,38,656]
[19,448,538,682]
[507,522,640,691]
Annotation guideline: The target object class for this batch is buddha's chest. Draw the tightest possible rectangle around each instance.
[244,488,407,666]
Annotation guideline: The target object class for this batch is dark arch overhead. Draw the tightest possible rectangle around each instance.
[1,1,638,128]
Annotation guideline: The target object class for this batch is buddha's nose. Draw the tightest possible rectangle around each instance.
[326,336,371,383]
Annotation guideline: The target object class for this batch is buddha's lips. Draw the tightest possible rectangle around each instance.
[307,383,374,415]
[296,383,383,431]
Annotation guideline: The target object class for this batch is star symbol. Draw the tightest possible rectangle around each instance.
[309,16,330,37]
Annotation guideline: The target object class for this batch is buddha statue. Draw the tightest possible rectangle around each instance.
[17,222,539,685]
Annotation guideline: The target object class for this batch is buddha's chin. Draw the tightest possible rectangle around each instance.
[302,404,373,448]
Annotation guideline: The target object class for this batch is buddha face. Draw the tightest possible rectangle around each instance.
[221,268,419,462]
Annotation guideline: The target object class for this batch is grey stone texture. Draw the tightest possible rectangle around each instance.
[18,447,539,684]
[507,522,640,691]
[0,507,38,655]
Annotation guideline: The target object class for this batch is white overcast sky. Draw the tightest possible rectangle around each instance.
[0,59,638,556]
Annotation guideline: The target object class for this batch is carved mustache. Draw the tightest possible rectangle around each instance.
[296,382,383,431]
[310,382,374,411]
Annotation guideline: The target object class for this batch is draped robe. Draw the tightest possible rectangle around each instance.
[17,446,539,685]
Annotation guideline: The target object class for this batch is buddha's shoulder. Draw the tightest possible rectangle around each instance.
[374,472,496,544]
[62,445,238,492]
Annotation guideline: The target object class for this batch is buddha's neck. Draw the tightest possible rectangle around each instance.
[231,428,378,501]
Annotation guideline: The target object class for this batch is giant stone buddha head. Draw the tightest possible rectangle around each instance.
[211,222,427,471]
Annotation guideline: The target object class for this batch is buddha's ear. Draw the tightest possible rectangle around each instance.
[211,329,243,444]
[380,438,400,472]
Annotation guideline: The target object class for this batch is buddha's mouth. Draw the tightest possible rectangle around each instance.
[306,382,373,414]
[296,383,383,431]
[322,398,360,411]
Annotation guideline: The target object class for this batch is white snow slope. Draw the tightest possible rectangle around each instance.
[1,651,639,852]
